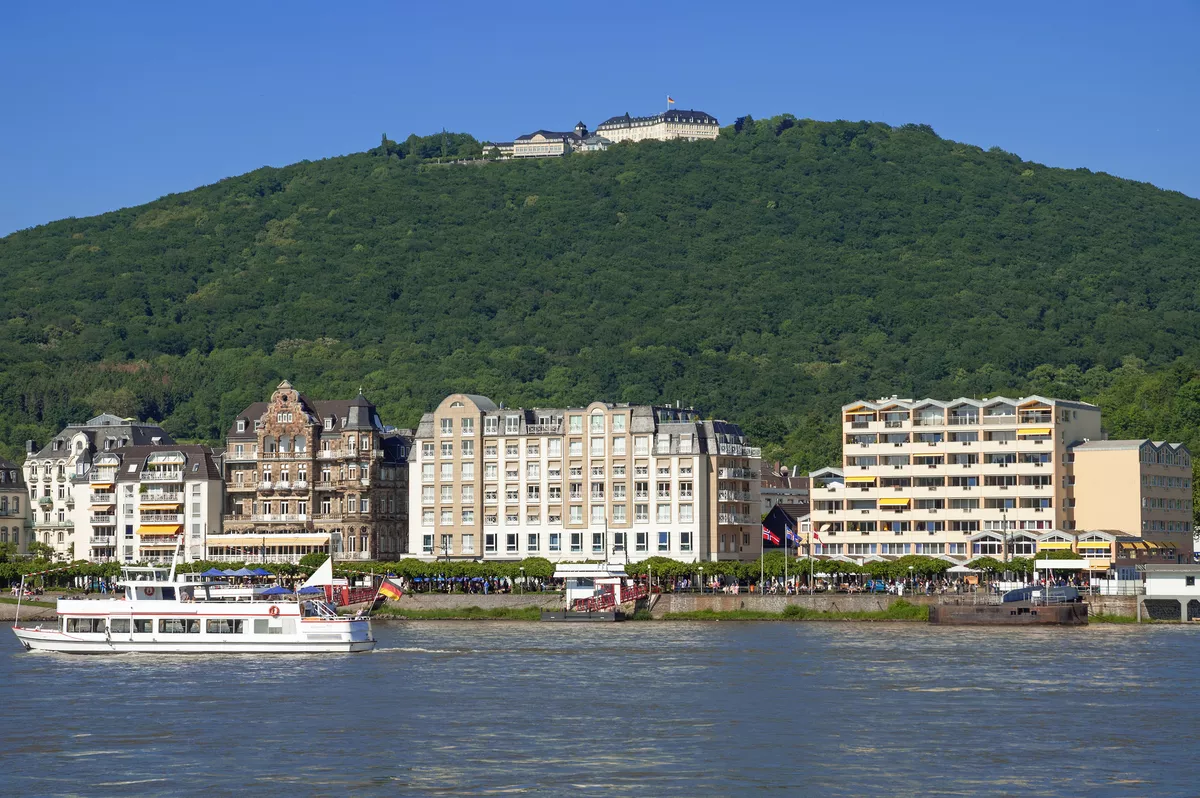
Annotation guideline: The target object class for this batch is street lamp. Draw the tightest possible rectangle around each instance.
[908,565,914,594]
[519,565,525,595]
[698,565,704,595]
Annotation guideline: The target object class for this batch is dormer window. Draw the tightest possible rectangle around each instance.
[237,420,246,433]
[325,417,334,430]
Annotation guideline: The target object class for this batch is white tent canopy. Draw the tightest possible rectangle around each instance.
[300,557,334,589]
[947,565,980,574]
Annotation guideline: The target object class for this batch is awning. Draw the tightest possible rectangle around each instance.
[846,409,875,415]
[1037,542,1073,550]
[140,502,182,509]
[845,477,876,484]
[89,505,116,512]
[1117,541,1143,550]
[879,498,910,506]
[1145,540,1177,550]
[1018,428,1053,436]
[136,524,182,535]
[90,496,115,504]
[89,482,113,488]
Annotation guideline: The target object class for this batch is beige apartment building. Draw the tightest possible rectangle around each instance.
[810,396,1102,561]
[216,381,410,563]
[511,124,588,158]
[408,394,761,563]
[0,457,30,553]
[595,110,720,143]
[1070,439,1192,550]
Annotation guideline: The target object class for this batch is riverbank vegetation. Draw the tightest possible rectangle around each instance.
[3,116,1200,524]
[372,606,542,621]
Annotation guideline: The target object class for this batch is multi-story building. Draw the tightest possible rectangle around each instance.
[595,109,720,144]
[1069,439,1193,554]
[0,457,31,554]
[82,445,223,563]
[761,464,810,519]
[512,123,588,158]
[215,381,410,563]
[811,395,1102,562]
[408,394,761,563]
[23,414,173,561]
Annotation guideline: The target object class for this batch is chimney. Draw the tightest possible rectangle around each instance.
[26,440,36,454]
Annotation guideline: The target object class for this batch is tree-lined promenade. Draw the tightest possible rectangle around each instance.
[2,548,1084,592]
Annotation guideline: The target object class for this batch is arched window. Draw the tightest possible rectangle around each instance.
[57,531,65,544]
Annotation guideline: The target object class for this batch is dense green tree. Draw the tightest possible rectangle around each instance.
[1,115,1199,529]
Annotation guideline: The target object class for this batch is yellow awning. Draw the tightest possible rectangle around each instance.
[140,502,182,509]
[136,524,182,535]
[1018,428,1053,436]
[1084,560,1111,570]
[879,498,910,506]
[1037,542,1073,550]
[1146,540,1176,550]
[846,409,875,415]
[207,536,329,548]
[89,481,113,488]
[845,477,876,484]
[89,505,116,512]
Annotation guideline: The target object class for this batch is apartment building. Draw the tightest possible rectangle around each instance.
[82,445,223,563]
[595,110,720,143]
[1069,439,1193,556]
[23,414,173,561]
[0,457,30,553]
[810,396,1101,561]
[216,381,410,563]
[408,394,762,563]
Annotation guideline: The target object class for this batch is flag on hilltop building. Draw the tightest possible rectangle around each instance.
[378,578,403,601]
[667,96,675,104]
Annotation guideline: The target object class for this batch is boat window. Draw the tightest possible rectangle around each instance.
[133,619,153,633]
[160,618,201,634]
[254,619,270,635]
[161,587,176,601]
[110,619,130,634]
[66,618,106,633]
[206,619,245,634]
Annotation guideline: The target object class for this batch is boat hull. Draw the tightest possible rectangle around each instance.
[12,626,376,654]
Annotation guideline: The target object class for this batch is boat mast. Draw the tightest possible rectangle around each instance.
[13,573,25,628]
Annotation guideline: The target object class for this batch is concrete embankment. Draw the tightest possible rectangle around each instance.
[388,593,563,611]
[0,603,58,621]
[650,593,1138,619]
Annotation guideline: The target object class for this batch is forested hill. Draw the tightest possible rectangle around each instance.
[3,116,1200,476]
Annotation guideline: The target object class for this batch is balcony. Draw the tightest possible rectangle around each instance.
[89,535,115,546]
[89,514,117,525]
[89,493,116,503]
[205,553,311,563]
[141,471,183,482]
[140,492,182,503]
[718,490,752,502]
[89,472,117,484]
[251,513,309,523]
[140,513,183,524]
[981,415,1017,425]
[37,496,53,506]
[224,451,257,463]
[292,480,309,490]
[333,551,371,561]
[717,467,757,479]
[258,481,275,493]
[947,416,979,426]
[717,513,755,525]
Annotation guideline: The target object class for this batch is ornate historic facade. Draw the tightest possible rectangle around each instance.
[215,381,410,563]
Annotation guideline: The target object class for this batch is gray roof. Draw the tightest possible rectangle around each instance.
[1071,439,1189,453]
[27,417,173,461]
[227,391,387,438]
[514,130,583,142]
[597,109,719,128]
[105,444,223,482]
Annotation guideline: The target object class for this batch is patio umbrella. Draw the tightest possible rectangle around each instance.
[251,567,272,576]
[201,568,227,577]
[221,569,240,576]
[297,586,324,594]
[260,585,293,595]
[231,568,255,577]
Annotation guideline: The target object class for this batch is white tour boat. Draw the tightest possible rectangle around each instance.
[11,551,375,654]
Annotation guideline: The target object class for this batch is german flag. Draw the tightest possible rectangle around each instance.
[378,578,403,600]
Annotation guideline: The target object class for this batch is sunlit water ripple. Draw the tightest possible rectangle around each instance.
[1,622,1197,796]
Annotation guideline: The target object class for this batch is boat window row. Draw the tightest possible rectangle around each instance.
[65,618,280,634]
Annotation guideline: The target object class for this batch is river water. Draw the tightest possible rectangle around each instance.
[1,621,1197,796]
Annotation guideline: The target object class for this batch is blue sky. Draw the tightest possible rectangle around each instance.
[2,0,1197,236]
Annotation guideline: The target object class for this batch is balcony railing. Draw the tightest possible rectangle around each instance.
[89,514,117,525]
[140,513,183,523]
[89,536,115,545]
[141,471,183,482]
[333,551,371,561]
[717,513,755,525]
[981,415,1016,425]
[718,490,752,502]
[140,493,182,503]
[37,496,53,505]
[251,513,309,523]
[89,493,116,503]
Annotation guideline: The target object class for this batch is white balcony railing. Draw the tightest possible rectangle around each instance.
[140,513,183,524]
[140,493,182,503]
[89,493,116,503]
[333,551,371,561]
[251,513,309,523]
[89,514,117,525]
[141,471,183,482]
[89,536,115,545]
